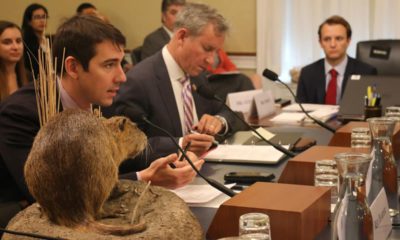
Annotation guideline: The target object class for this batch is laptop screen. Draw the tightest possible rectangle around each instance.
[338,75,400,121]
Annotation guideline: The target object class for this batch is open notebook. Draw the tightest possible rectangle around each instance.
[204,132,301,164]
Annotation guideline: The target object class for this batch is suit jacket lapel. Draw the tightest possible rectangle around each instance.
[316,60,326,103]
[153,53,183,136]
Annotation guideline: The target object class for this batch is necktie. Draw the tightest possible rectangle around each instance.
[325,69,337,105]
[179,76,194,135]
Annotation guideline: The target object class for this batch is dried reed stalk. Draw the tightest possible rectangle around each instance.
[31,38,65,127]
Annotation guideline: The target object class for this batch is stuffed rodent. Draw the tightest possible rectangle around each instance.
[24,109,147,235]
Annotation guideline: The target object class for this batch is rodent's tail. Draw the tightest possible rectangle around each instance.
[84,218,146,236]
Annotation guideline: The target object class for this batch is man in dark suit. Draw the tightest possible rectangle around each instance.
[141,0,185,60]
[296,15,377,104]
[115,3,240,158]
[0,15,201,229]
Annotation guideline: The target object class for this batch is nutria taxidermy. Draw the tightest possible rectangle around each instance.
[24,109,148,235]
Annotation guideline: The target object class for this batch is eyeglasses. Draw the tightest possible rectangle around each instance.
[32,14,48,20]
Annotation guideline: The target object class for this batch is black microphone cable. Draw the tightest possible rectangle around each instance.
[262,68,336,133]
[192,84,296,158]
[141,116,236,197]
[0,227,67,240]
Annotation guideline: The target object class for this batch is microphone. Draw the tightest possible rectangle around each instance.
[141,116,236,197]
[192,83,296,158]
[0,227,66,240]
[262,68,336,133]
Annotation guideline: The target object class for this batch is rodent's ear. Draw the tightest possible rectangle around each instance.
[119,118,127,131]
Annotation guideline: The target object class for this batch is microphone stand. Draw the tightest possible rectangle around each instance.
[274,79,336,133]
[0,227,66,240]
[142,117,236,197]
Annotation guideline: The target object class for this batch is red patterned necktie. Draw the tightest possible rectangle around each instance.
[179,75,194,135]
[325,69,337,105]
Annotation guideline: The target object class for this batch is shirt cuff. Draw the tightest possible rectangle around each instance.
[215,115,229,135]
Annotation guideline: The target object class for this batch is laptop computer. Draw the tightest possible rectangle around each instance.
[338,75,400,121]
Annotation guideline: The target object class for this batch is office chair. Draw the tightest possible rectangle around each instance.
[356,39,400,75]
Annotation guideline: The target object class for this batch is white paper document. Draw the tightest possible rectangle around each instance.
[283,103,338,112]
[204,144,289,164]
[171,183,235,208]
[270,112,305,123]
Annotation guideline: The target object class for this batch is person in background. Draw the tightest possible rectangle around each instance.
[0,21,28,102]
[76,2,109,23]
[296,15,377,104]
[140,0,186,61]
[21,3,49,78]
[205,48,254,102]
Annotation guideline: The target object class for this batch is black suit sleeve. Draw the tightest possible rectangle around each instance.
[0,87,40,203]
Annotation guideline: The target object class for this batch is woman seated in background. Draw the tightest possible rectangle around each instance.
[0,21,28,102]
[21,3,48,78]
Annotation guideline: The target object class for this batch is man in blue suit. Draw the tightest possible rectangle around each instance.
[296,15,377,104]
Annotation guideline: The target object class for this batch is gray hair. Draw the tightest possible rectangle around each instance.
[174,3,229,36]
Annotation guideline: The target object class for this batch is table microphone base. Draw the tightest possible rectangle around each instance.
[207,182,330,240]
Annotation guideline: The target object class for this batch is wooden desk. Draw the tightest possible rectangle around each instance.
[329,121,400,159]
[278,146,351,185]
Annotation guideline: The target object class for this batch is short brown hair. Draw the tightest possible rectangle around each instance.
[53,15,125,74]
[318,15,352,39]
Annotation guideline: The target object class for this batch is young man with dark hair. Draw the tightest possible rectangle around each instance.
[0,15,202,228]
[296,15,377,104]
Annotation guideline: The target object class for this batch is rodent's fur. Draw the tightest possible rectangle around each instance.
[24,109,147,235]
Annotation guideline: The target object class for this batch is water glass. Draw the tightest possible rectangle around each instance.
[239,213,271,240]
[351,127,371,149]
[314,159,339,205]
[385,106,400,120]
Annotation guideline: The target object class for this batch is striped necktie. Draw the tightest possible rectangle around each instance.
[179,75,194,135]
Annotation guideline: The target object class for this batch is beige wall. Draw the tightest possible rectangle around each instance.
[0,0,256,52]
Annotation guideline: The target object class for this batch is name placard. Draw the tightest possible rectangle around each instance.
[253,90,275,119]
[370,188,392,240]
[226,89,262,114]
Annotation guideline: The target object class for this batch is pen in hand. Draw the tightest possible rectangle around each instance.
[179,141,192,161]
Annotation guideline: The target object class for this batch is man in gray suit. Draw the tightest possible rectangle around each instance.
[141,0,186,60]
[116,3,239,158]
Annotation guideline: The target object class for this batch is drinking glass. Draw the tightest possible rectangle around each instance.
[350,127,371,149]
[239,213,271,240]
[385,106,400,120]
[314,159,339,205]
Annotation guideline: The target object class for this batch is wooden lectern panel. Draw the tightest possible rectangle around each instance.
[278,146,351,185]
[207,182,330,240]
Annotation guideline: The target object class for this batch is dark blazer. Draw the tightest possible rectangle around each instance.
[141,27,170,60]
[114,51,240,158]
[0,84,140,204]
[296,57,377,104]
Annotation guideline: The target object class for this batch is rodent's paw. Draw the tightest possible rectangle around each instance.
[109,181,131,200]
[99,204,130,219]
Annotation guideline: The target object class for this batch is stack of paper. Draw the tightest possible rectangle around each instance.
[271,103,339,123]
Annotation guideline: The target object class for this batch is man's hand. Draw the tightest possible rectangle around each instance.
[194,114,224,135]
[182,133,214,156]
[138,152,204,189]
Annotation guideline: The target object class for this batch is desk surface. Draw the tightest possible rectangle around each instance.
[191,123,400,239]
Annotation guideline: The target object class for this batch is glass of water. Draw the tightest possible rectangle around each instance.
[385,106,400,120]
[351,127,371,149]
[314,159,339,205]
[239,213,271,240]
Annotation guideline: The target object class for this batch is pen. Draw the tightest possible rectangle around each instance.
[179,141,191,161]
[190,129,219,147]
